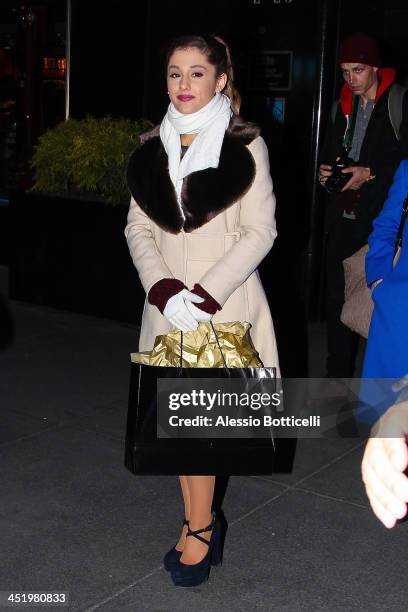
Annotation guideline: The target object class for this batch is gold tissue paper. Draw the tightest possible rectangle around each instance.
[131,321,263,368]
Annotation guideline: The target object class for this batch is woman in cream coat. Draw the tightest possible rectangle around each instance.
[126,122,279,366]
[125,34,279,587]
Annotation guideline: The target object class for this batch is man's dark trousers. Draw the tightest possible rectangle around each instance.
[325,216,365,377]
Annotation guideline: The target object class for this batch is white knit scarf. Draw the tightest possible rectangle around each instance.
[159,93,232,208]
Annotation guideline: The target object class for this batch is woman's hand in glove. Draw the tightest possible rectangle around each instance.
[186,301,213,322]
[185,283,221,322]
[163,289,205,332]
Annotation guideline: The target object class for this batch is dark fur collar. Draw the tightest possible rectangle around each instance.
[126,115,259,234]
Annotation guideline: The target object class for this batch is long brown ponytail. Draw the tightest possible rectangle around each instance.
[210,35,241,115]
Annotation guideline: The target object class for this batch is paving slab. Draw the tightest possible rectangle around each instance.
[0,406,54,444]
[297,444,369,506]
[260,438,364,486]
[90,489,408,612]
[74,401,128,442]
[0,311,137,424]
[0,424,287,611]
[7,299,137,344]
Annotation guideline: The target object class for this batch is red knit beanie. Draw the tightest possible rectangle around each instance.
[338,33,381,67]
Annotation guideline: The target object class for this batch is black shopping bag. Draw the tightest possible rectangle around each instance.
[124,359,277,476]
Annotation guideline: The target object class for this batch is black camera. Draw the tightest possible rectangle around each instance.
[324,152,355,194]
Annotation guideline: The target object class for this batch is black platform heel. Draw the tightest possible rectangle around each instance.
[210,510,228,566]
[170,511,224,587]
[163,517,189,572]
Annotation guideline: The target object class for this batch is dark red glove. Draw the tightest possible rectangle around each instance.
[148,278,187,314]
[191,283,221,315]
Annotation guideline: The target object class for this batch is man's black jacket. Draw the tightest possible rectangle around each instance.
[320,69,408,246]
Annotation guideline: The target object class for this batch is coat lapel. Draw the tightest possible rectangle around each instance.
[126,119,258,234]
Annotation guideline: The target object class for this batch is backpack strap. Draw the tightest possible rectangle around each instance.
[329,97,356,154]
[388,83,408,141]
[394,195,408,256]
[330,99,340,124]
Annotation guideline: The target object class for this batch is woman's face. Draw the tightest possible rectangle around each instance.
[167,47,227,114]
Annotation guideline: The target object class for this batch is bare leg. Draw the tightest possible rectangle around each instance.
[175,475,190,551]
[180,475,215,565]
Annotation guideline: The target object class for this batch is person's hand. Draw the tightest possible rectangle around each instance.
[185,283,221,322]
[341,166,371,191]
[318,164,333,186]
[185,300,213,322]
[361,401,408,528]
[163,289,204,332]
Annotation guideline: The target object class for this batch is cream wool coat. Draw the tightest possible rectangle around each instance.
[125,120,280,369]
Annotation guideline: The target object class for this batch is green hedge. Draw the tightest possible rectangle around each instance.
[30,115,152,206]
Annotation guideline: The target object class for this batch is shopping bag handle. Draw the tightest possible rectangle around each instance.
[179,322,228,369]
[210,321,228,368]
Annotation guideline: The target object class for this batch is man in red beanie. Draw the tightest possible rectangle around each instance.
[318,32,408,379]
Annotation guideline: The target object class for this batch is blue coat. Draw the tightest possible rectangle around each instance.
[359,160,408,422]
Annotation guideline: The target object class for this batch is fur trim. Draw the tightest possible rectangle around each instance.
[126,115,258,234]
[139,124,160,145]
[227,114,260,143]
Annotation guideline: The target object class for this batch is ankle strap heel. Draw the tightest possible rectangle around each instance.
[185,516,215,545]
[170,515,216,587]
[170,512,227,587]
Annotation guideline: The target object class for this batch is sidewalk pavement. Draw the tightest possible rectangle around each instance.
[1,268,407,611]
